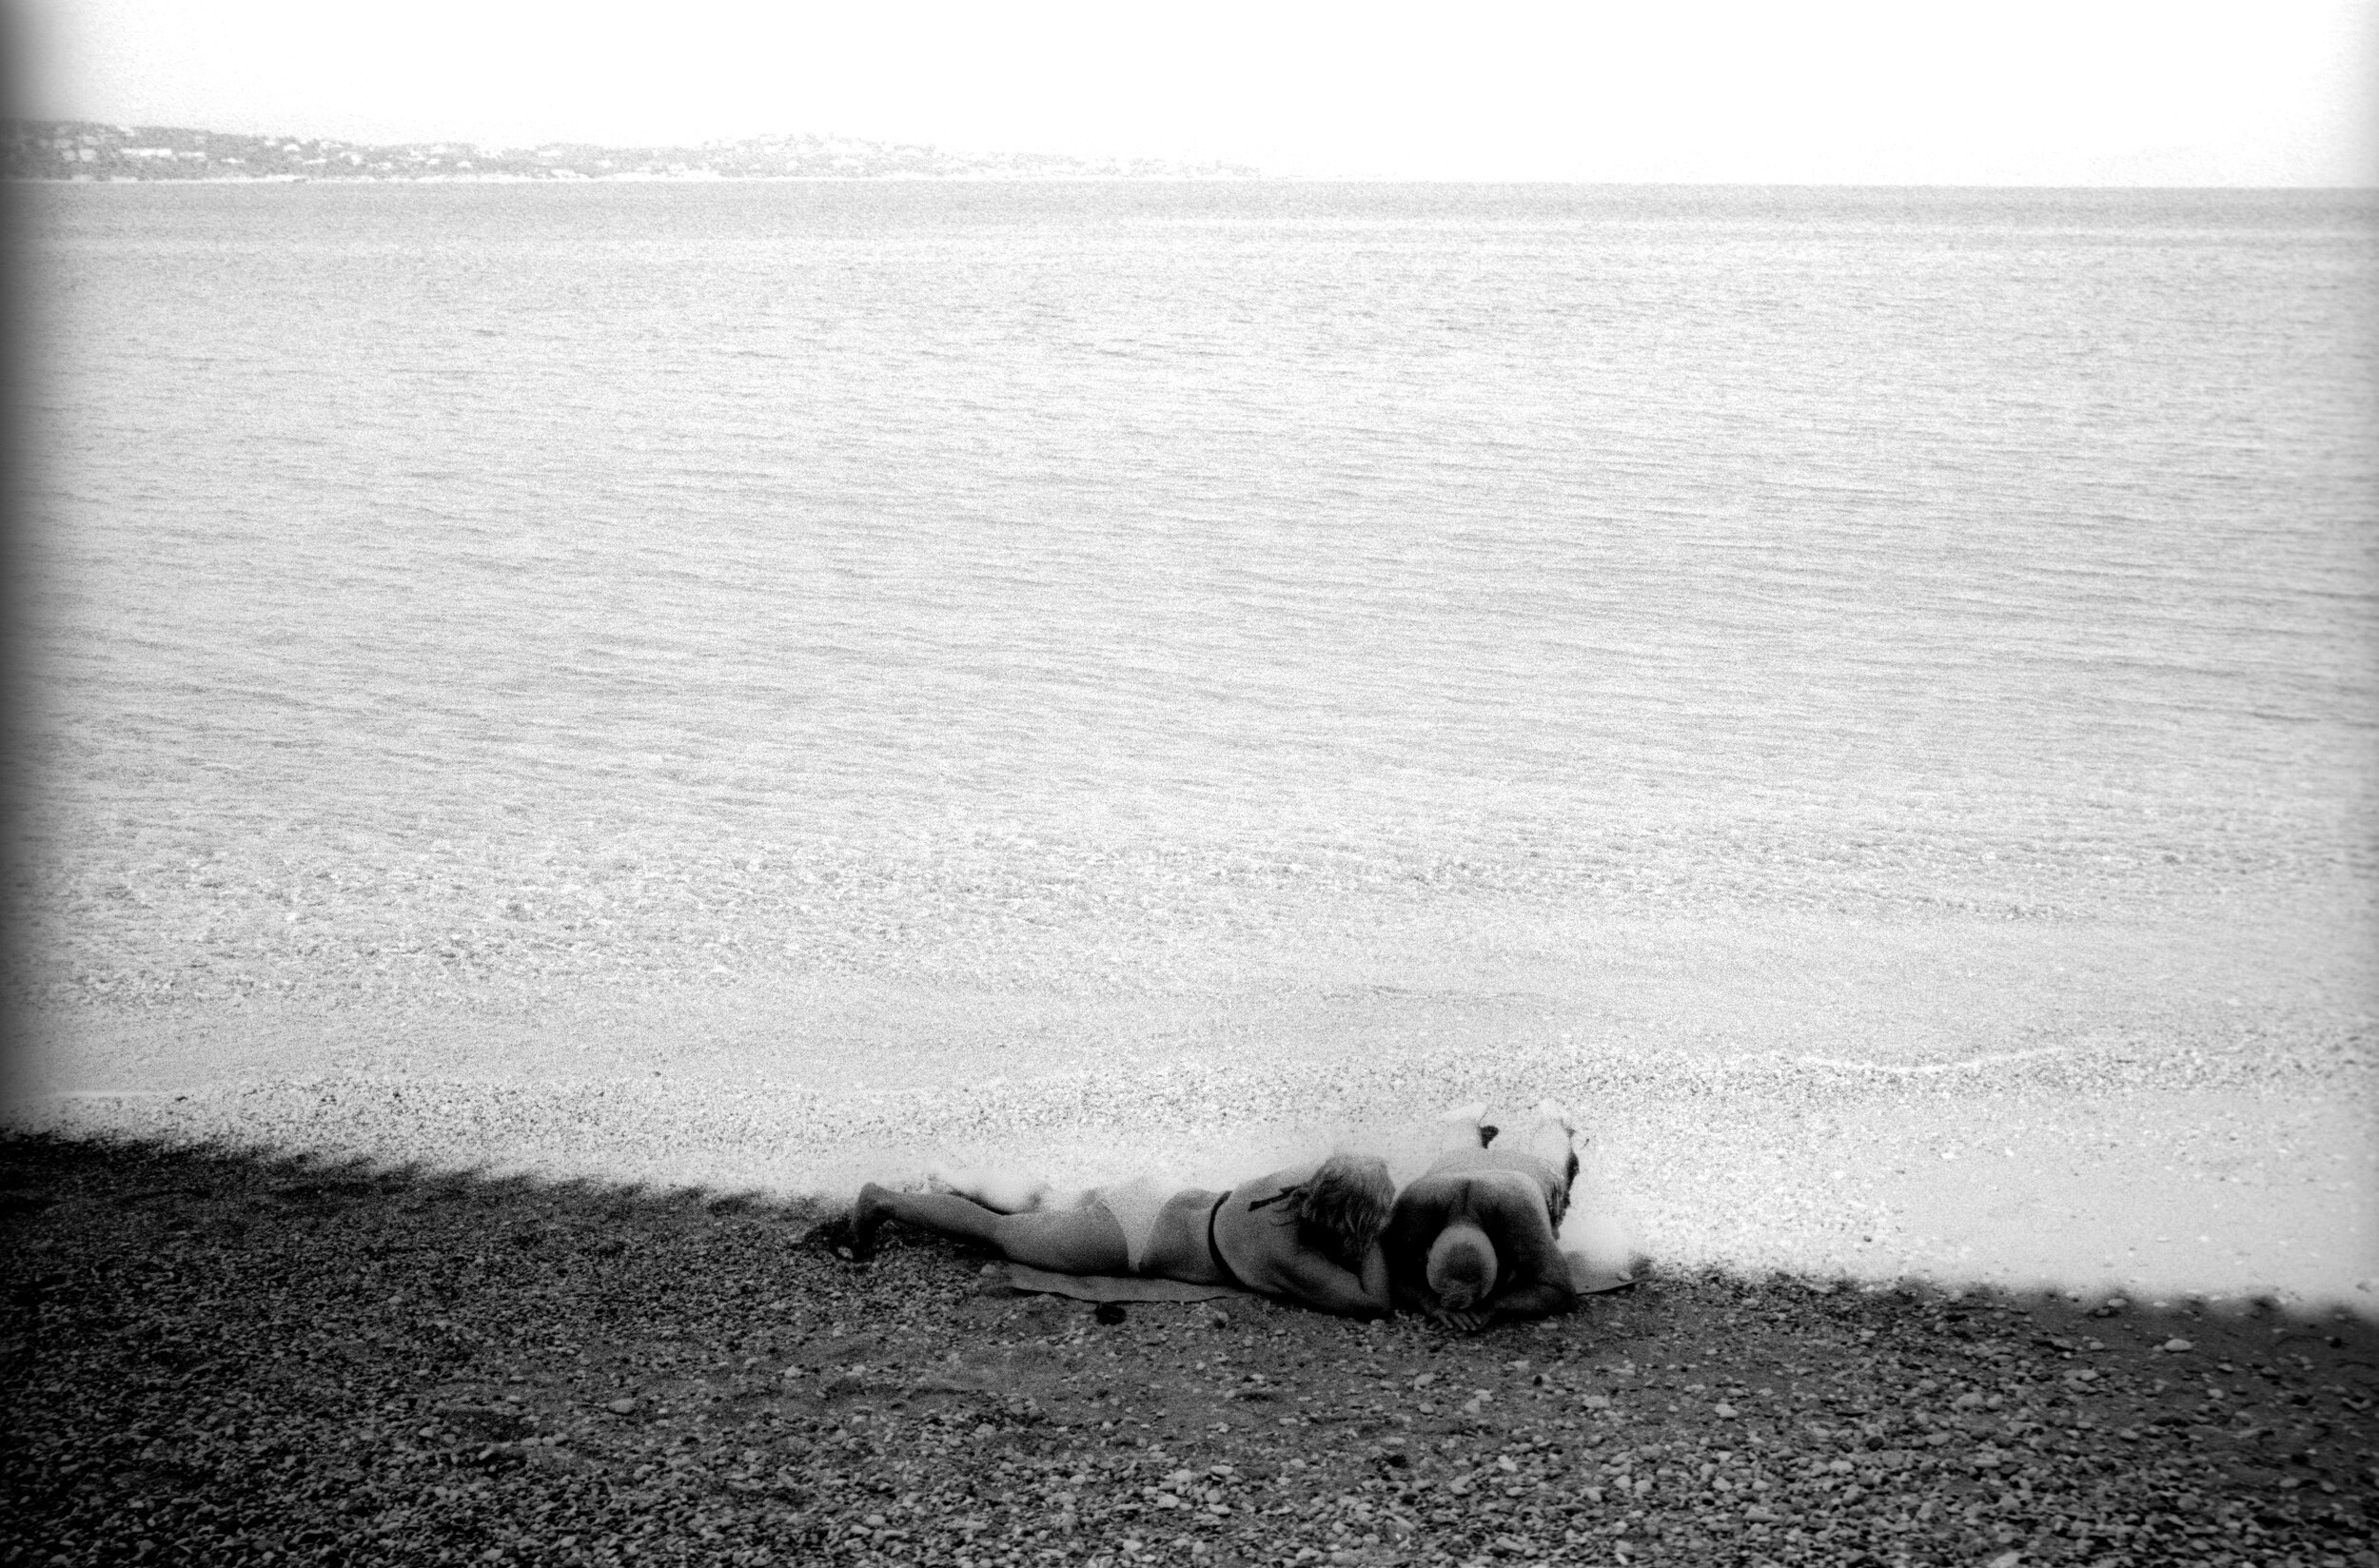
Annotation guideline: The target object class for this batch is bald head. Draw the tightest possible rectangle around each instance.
[1425,1222,1499,1310]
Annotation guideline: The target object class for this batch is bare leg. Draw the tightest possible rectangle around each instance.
[924,1165,1052,1215]
[852,1185,1131,1273]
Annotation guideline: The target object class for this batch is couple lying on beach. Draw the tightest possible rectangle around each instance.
[845,1101,1585,1331]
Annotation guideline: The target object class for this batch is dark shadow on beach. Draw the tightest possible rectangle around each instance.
[5,1130,2374,1567]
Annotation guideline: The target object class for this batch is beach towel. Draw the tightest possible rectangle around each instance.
[1565,1253,1637,1295]
[994,1250,1634,1304]
[999,1264,1251,1303]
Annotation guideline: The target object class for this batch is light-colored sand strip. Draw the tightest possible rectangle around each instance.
[12,1051,2372,1313]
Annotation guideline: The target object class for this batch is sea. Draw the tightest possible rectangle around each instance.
[13,181,2377,1099]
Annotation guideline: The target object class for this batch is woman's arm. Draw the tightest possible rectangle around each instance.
[1275,1244,1392,1320]
[1382,1175,1460,1312]
[1356,1244,1391,1318]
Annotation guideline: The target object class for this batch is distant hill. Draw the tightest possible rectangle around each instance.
[3,120,1261,183]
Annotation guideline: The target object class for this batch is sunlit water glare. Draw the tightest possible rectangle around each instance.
[16,182,2376,1100]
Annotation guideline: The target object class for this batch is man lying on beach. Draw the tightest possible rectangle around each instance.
[1383,1099,1582,1332]
[843,1153,1396,1320]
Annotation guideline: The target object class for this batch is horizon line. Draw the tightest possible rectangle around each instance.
[11,116,2370,191]
[15,174,2377,192]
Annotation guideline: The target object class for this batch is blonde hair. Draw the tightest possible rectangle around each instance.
[1287,1153,1396,1270]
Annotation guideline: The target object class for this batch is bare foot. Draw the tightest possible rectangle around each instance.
[1434,1102,1494,1149]
[848,1183,893,1259]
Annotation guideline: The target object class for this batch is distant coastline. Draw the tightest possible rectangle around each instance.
[3,119,1263,183]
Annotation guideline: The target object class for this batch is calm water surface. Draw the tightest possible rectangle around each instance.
[17,182,2377,1080]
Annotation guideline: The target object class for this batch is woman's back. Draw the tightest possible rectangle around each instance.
[1207,1156,1394,1319]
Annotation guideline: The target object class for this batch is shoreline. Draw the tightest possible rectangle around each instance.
[11,1013,2373,1313]
[8,172,1272,187]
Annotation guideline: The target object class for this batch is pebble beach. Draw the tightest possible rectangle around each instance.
[6,1131,2376,1568]
[10,944,2374,1568]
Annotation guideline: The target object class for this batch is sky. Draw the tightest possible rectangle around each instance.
[10,0,2377,185]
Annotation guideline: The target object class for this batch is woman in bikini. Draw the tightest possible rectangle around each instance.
[843,1153,1395,1320]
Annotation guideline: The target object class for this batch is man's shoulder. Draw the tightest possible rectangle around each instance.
[1389,1162,1551,1220]
[1387,1167,1470,1217]
[1407,1158,1559,1240]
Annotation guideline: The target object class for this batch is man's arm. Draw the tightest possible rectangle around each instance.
[1382,1176,1465,1319]
[1483,1279,1576,1325]
[1478,1175,1579,1324]
[1390,1273,1441,1319]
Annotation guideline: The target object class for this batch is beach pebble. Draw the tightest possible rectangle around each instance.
[18,1112,2374,1568]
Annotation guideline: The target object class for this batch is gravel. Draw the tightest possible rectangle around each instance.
[8,1132,2376,1567]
